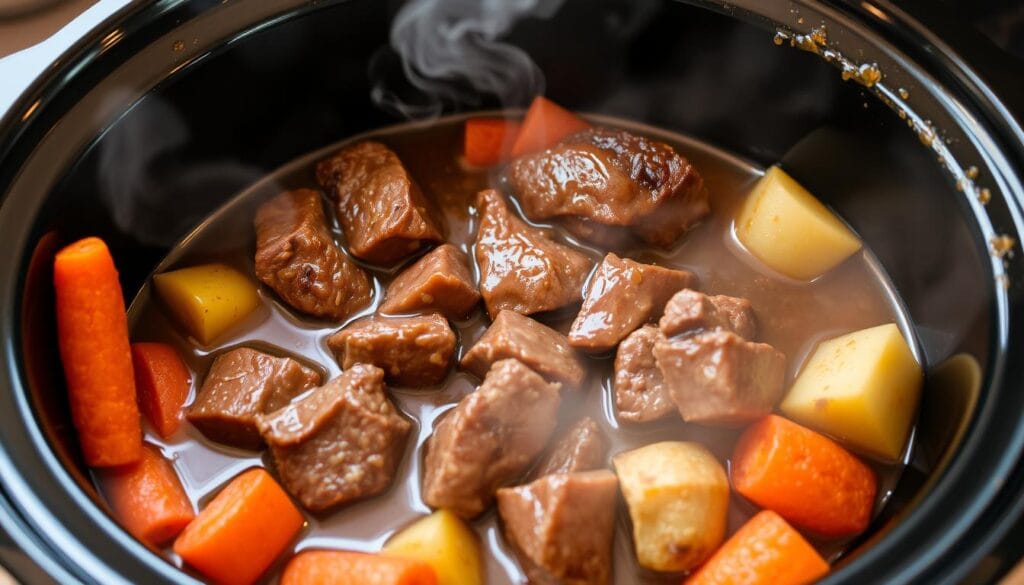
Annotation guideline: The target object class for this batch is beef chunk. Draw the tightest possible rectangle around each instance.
[423,359,561,519]
[257,364,410,512]
[497,470,618,585]
[380,244,480,319]
[569,253,696,352]
[533,417,608,478]
[508,127,710,247]
[461,310,586,389]
[613,325,674,423]
[653,330,785,425]
[254,189,372,321]
[326,313,456,387]
[187,347,320,450]
[659,289,756,339]
[316,141,443,264]
[474,189,592,318]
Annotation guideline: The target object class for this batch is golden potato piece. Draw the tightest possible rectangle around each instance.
[382,510,483,585]
[153,263,261,344]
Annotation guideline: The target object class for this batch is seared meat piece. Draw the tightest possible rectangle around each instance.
[653,330,785,425]
[316,141,443,264]
[508,127,710,247]
[461,310,586,389]
[380,244,480,320]
[474,189,592,318]
[613,325,674,423]
[326,313,456,387]
[533,417,608,478]
[187,347,320,450]
[254,188,372,321]
[569,253,696,352]
[258,364,410,512]
[660,289,756,339]
[423,359,561,519]
[497,470,618,585]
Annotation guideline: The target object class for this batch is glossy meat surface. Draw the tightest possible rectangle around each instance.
[660,289,756,339]
[380,243,480,319]
[326,313,456,387]
[613,325,674,423]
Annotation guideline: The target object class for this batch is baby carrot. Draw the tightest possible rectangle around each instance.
[731,415,877,537]
[510,96,590,158]
[281,551,438,585]
[99,444,194,545]
[684,510,829,585]
[174,468,304,585]
[54,236,141,467]
[464,118,521,166]
[131,342,191,438]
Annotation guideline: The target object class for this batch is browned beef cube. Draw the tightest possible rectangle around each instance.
[380,244,480,319]
[423,359,561,519]
[474,189,592,318]
[186,347,320,450]
[659,289,756,339]
[497,470,618,585]
[254,188,372,321]
[508,127,709,247]
[533,417,608,478]
[653,330,785,425]
[569,253,696,352]
[257,364,410,512]
[316,141,443,264]
[613,325,674,423]
[461,310,586,389]
[326,313,456,387]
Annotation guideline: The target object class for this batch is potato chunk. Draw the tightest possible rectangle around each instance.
[383,510,483,585]
[153,263,260,344]
[780,323,922,461]
[735,166,861,280]
[613,441,729,573]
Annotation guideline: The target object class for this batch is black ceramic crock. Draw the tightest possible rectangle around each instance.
[1,0,1023,583]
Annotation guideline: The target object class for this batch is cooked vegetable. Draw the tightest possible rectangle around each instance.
[509,96,590,158]
[153,263,261,345]
[99,444,194,545]
[281,551,437,585]
[464,118,521,166]
[173,468,304,585]
[382,510,483,585]
[780,323,922,461]
[612,441,729,572]
[735,166,862,280]
[684,510,830,585]
[731,415,877,537]
[131,342,191,439]
[54,236,142,467]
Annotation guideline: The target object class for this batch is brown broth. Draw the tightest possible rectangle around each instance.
[121,114,915,584]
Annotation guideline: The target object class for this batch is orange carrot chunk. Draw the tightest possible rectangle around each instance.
[684,510,830,585]
[131,342,192,439]
[464,118,521,166]
[174,468,305,585]
[731,415,877,537]
[281,551,438,585]
[99,444,195,545]
[509,96,590,158]
[54,236,142,467]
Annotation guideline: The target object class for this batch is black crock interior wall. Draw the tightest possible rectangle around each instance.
[10,0,997,582]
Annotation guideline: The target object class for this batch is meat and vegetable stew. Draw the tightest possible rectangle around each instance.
[53,97,924,584]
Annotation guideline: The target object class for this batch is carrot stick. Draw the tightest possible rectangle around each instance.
[464,118,521,166]
[731,415,877,537]
[281,551,438,585]
[131,342,191,439]
[684,510,829,585]
[54,236,141,467]
[510,96,590,158]
[99,444,194,545]
[174,468,305,585]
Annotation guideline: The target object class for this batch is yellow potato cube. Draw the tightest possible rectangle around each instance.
[152,263,261,344]
[613,441,729,573]
[780,323,923,461]
[382,510,482,585]
[735,165,862,280]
